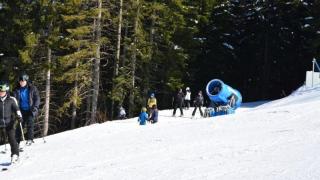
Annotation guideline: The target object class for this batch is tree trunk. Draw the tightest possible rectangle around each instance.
[122,20,129,67]
[142,9,155,105]
[71,60,79,129]
[129,0,140,117]
[111,0,124,120]
[91,0,102,124]
[115,0,123,77]
[43,47,51,136]
[86,93,92,125]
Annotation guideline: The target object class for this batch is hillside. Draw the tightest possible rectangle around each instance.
[1,86,320,180]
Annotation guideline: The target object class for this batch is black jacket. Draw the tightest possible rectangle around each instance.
[194,94,204,106]
[0,94,21,127]
[173,91,185,105]
[13,83,40,117]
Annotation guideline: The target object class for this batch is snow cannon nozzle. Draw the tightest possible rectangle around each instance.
[205,79,242,110]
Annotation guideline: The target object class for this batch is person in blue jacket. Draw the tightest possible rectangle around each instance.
[138,107,148,125]
[14,73,40,146]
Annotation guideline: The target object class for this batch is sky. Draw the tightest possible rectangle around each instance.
[1,85,320,180]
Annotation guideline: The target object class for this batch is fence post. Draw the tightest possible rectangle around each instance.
[312,58,315,87]
[314,58,320,72]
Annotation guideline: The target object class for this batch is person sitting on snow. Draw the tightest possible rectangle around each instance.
[138,107,148,125]
[118,105,126,119]
[148,104,158,124]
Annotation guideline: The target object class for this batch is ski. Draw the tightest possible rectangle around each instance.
[1,154,29,172]
[1,158,26,172]
[1,165,19,171]
[1,161,20,171]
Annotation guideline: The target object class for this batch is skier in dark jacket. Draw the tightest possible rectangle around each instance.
[0,81,22,163]
[14,73,40,146]
[192,90,204,118]
[172,88,184,117]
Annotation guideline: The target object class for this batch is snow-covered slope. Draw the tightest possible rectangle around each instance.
[1,86,320,180]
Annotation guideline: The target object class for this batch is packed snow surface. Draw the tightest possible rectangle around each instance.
[1,85,320,180]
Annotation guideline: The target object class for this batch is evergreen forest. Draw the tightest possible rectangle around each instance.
[0,0,319,135]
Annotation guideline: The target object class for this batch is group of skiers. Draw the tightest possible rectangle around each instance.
[0,73,40,163]
[172,87,204,118]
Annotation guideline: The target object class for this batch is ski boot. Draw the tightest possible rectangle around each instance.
[11,154,19,164]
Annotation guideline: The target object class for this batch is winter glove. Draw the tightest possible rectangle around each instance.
[16,111,23,123]
[31,107,38,117]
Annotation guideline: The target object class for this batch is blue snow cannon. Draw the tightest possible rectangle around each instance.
[205,79,242,116]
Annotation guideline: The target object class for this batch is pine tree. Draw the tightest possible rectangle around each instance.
[56,0,100,127]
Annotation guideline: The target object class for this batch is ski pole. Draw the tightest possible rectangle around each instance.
[19,122,26,142]
[3,129,7,152]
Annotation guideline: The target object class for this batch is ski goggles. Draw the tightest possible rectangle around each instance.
[0,84,9,92]
[19,74,29,81]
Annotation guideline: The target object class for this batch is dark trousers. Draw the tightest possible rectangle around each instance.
[2,121,19,156]
[192,105,203,116]
[16,110,34,143]
[173,103,183,116]
[184,100,190,109]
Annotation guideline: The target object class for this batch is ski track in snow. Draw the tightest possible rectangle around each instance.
[1,86,320,180]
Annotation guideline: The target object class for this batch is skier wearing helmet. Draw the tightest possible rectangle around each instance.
[0,81,22,163]
[14,73,40,146]
[147,93,157,111]
[184,87,191,110]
